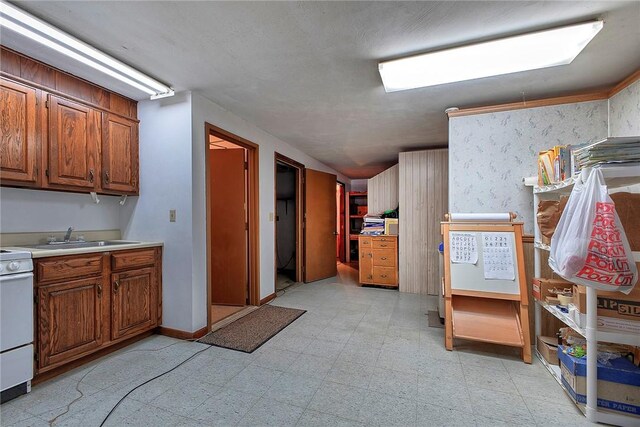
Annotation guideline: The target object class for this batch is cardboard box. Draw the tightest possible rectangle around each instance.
[532,278,573,301]
[537,336,559,366]
[558,345,640,417]
[611,192,640,251]
[573,280,640,322]
[573,310,640,335]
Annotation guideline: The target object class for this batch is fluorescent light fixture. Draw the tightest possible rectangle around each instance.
[0,1,174,99]
[378,21,603,92]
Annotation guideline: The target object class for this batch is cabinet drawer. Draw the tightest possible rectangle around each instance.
[373,249,396,267]
[36,254,103,283]
[372,237,396,249]
[372,266,397,285]
[359,237,371,247]
[111,249,156,271]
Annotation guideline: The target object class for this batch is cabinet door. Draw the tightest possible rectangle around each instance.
[102,113,138,193]
[359,247,373,283]
[37,278,104,370]
[0,79,38,184]
[47,95,100,189]
[111,267,157,341]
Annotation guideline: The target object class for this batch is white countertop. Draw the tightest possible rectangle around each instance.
[3,241,163,258]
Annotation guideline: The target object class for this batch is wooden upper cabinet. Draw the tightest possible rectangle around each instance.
[47,95,101,189]
[111,267,157,341]
[0,79,39,184]
[102,113,138,194]
[37,277,104,370]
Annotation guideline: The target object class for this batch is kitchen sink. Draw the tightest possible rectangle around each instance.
[25,240,141,250]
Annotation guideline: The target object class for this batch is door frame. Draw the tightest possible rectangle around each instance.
[274,153,304,285]
[336,180,346,263]
[205,123,260,330]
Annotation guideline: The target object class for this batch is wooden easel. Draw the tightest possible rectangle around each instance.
[441,213,531,363]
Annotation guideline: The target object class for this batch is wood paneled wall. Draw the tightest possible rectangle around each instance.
[399,149,448,295]
[367,164,399,214]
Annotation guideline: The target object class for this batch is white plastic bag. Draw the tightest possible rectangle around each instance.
[548,168,638,294]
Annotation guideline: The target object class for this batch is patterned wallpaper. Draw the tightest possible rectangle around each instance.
[449,100,608,234]
[609,79,640,137]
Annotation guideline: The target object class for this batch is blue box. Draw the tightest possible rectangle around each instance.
[558,345,640,417]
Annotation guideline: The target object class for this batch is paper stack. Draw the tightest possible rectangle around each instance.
[572,136,640,170]
[361,214,385,236]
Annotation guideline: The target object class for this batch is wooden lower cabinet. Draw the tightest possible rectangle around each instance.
[358,236,399,287]
[111,267,157,340]
[34,247,162,373]
[37,278,105,369]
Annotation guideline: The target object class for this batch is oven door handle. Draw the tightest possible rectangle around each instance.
[0,272,34,282]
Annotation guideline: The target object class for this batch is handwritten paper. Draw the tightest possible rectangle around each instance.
[450,232,478,264]
[482,232,515,280]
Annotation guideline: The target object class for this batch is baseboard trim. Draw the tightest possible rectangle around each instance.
[159,326,208,340]
[260,293,276,305]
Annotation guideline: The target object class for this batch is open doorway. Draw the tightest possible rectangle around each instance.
[206,123,260,328]
[274,153,304,292]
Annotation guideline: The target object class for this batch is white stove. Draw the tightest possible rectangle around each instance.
[0,249,34,403]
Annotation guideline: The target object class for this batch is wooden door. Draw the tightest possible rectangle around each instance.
[111,267,157,340]
[37,278,104,370]
[0,79,38,184]
[102,113,138,193]
[210,148,248,305]
[48,95,100,189]
[304,169,337,282]
[336,183,346,262]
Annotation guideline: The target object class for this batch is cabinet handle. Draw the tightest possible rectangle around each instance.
[97,284,102,297]
[380,244,387,247]
[381,257,387,260]
[368,274,372,279]
[114,280,120,292]
[381,275,388,278]
[89,169,94,183]
[104,171,110,183]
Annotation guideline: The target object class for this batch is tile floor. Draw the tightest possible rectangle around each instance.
[1,273,590,426]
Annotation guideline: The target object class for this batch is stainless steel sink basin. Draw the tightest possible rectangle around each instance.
[26,240,141,250]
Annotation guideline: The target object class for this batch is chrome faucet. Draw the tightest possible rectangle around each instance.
[64,227,74,242]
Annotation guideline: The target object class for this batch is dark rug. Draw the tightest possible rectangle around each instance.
[198,305,305,353]
[428,310,444,329]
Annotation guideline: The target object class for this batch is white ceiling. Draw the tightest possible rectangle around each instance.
[4,1,640,178]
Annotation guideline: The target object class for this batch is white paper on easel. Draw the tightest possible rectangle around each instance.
[482,232,515,280]
[449,232,478,264]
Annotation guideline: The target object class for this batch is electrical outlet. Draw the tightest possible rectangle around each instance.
[169,209,176,222]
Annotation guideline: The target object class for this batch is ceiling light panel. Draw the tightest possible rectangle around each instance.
[0,1,174,98]
[379,21,604,92]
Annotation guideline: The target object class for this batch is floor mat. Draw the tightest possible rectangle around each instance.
[198,305,305,353]
[428,310,444,329]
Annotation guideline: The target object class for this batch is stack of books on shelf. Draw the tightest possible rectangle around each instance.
[572,136,640,170]
[361,214,385,236]
[538,145,571,185]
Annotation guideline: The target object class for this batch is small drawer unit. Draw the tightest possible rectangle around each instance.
[358,235,398,288]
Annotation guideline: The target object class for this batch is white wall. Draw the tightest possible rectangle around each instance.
[1,187,122,233]
[350,179,367,192]
[609,79,640,137]
[190,92,349,332]
[120,92,194,332]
